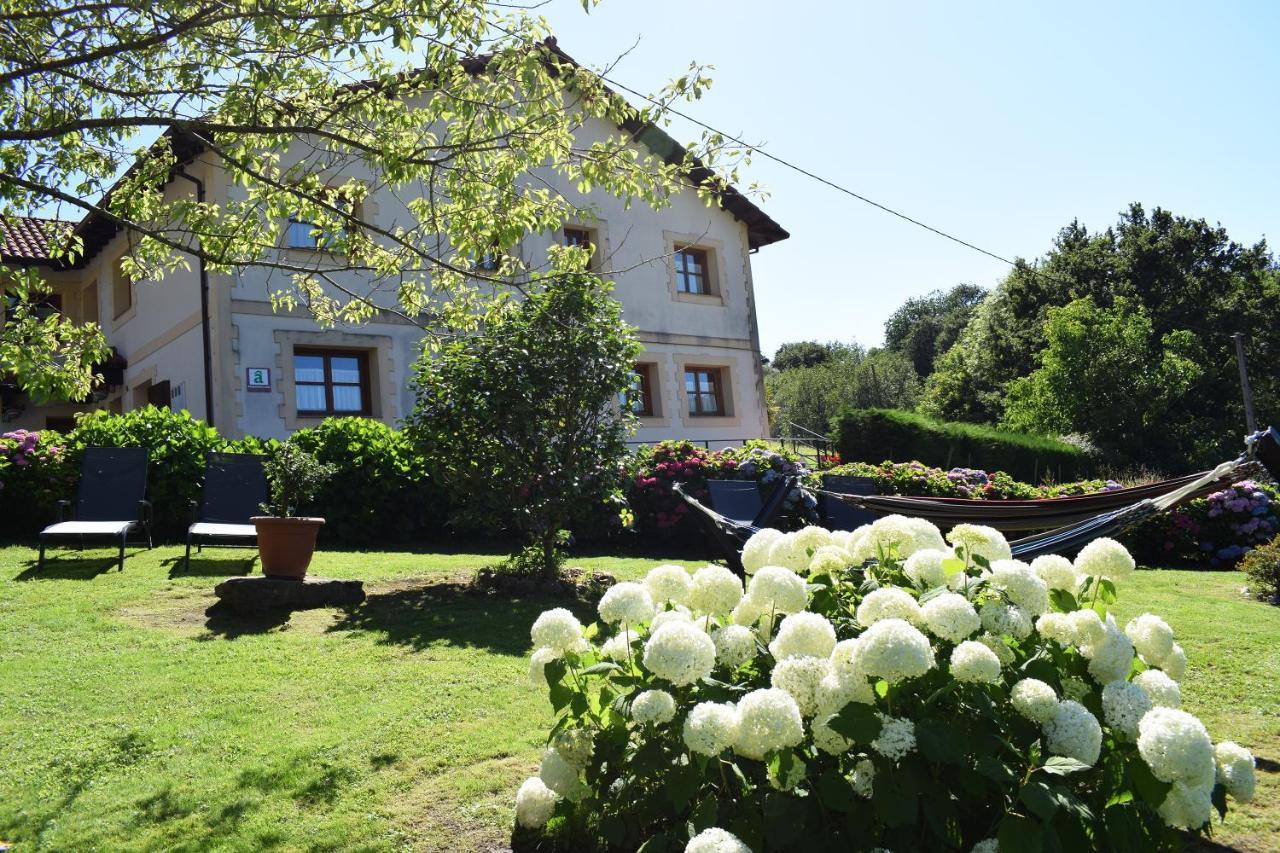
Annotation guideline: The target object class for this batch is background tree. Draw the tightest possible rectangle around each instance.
[920,204,1279,468]
[883,283,985,377]
[765,343,919,436]
[1002,297,1204,464]
[1,0,740,397]
[406,268,640,576]
[770,340,858,372]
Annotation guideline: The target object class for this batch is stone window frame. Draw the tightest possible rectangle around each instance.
[273,329,396,430]
[663,231,728,306]
[674,353,741,428]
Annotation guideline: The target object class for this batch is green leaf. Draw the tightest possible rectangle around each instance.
[766,749,808,792]
[636,831,672,853]
[664,763,701,810]
[688,795,718,832]
[976,755,1017,786]
[600,813,627,847]
[548,681,574,712]
[763,792,804,846]
[1127,756,1172,805]
[998,814,1044,853]
[1103,804,1143,851]
[916,719,965,764]
[1020,780,1060,821]
[871,766,917,828]
[1098,578,1118,604]
[942,557,967,577]
[827,703,882,744]
[581,661,621,676]
[815,770,855,813]
[1049,588,1078,613]
[1041,756,1091,776]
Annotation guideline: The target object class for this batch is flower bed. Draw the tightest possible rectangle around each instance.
[824,459,1121,501]
[1129,480,1279,568]
[517,522,1255,851]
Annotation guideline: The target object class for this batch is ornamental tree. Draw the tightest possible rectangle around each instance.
[1,0,746,398]
[406,270,641,576]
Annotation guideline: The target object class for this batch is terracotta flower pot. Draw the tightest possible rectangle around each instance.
[252,516,325,580]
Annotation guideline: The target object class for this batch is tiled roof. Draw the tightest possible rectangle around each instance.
[1,216,72,264]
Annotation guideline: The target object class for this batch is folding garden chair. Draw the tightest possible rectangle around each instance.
[38,447,152,572]
[819,474,878,531]
[182,452,268,571]
[675,476,797,574]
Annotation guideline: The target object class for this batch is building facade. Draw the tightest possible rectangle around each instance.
[2,114,787,446]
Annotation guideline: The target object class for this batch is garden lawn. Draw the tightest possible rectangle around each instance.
[0,545,1276,852]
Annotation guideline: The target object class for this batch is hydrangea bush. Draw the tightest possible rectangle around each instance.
[516,521,1254,851]
[824,460,1122,502]
[0,428,73,535]
[1139,481,1279,568]
[624,441,817,537]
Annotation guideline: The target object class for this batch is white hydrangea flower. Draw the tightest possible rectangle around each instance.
[1157,781,1214,830]
[769,611,837,660]
[857,618,935,683]
[1124,614,1175,667]
[741,528,784,575]
[829,529,855,550]
[946,524,1012,564]
[1035,612,1075,646]
[921,592,980,643]
[730,593,765,627]
[632,689,677,725]
[539,748,585,799]
[642,621,717,686]
[1011,678,1059,723]
[767,533,810,573]
[771,656,831,717]
[600,632,634,662]
[1073,537,1135,581]
[746,566,809,615]
[1137,707,1216,788]
[856,586,922,626]
[829,637,863,681]
[683,702,739,756]
[971,840,999,853]
[1101,680,1152,739]
[977,632,1014,666]
[819,664,874,709]
[989,559,1050,616]
[947,566,985,594]
[950,640,1002,683]
[847,525,876,564]
[1214,741,1256,803]
[862,515,927,559]
[734,688,805,760]
[906,517,947,553]
[1043,700,1103,766]
[645,564,693,606]
[794,525,834,556]
[514,776,558,828]
[552,728,594,768]
[712,624,757,669]
[1030,554,1080,592]
[872,715,916,761]
[979,602,1032,640]
[528,647,559,688]
[903,548,949,589]
[598,582,656,626]
[1159,643,1187,680]
[1067,608,1107,649]
[1133,669,1181,708]
[689,565,744,616]
[1084,621,1135,685]
[809,545,853,576]
[686,827,752,853]
[852,758,875,798]
[530,608,585,654]
[651,606,695,632]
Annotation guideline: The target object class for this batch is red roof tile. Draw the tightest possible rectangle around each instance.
[1,216,73,264]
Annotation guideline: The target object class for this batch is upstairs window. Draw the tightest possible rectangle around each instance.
[294,348,371,416]
[685,367,725,416]
[563,227,593,249]
[624,363,656,417]
[286,195,354,250]
[674,245,711,295]
[112,254,133,319]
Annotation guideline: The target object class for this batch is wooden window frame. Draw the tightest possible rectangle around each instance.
[629,363,655,417]
[685,366,725,417]
[285,193,356,250]
[293,348,372,417]
[674,245,711,295]
[112,254,133,319]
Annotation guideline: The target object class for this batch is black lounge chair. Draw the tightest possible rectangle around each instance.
[38,447,152,572]
[674,476,797,573]
[819,474,878,531]
[705,480,766,526]
[183,452,268,571]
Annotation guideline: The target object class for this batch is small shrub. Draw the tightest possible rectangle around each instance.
[0,428,74,534]
[832,408,1092,483]
[261,443,336,517]
[1239,536,1280,602]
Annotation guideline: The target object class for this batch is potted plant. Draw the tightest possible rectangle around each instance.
[252,443,336,580]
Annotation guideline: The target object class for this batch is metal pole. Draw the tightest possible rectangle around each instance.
[1233,333,1257,434]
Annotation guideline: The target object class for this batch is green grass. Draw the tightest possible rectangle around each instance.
[0,545,1276,851]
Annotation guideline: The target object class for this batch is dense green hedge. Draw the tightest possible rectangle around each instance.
[831,407,1092,483]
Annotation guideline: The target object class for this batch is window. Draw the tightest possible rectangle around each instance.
[82,281,99,324]
[624,363,656,417]
[286,195,354,250]
[674,245,711,295]
[563,226,598,271]
[294,349,371,416]
[112,255,133,319]
[685,367,725,416]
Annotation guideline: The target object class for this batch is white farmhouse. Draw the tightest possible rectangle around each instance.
[1,53,788,446]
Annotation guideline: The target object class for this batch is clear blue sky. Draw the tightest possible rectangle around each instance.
[545,0,1280,357]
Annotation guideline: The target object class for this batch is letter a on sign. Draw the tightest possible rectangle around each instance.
[246,367,272,392]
